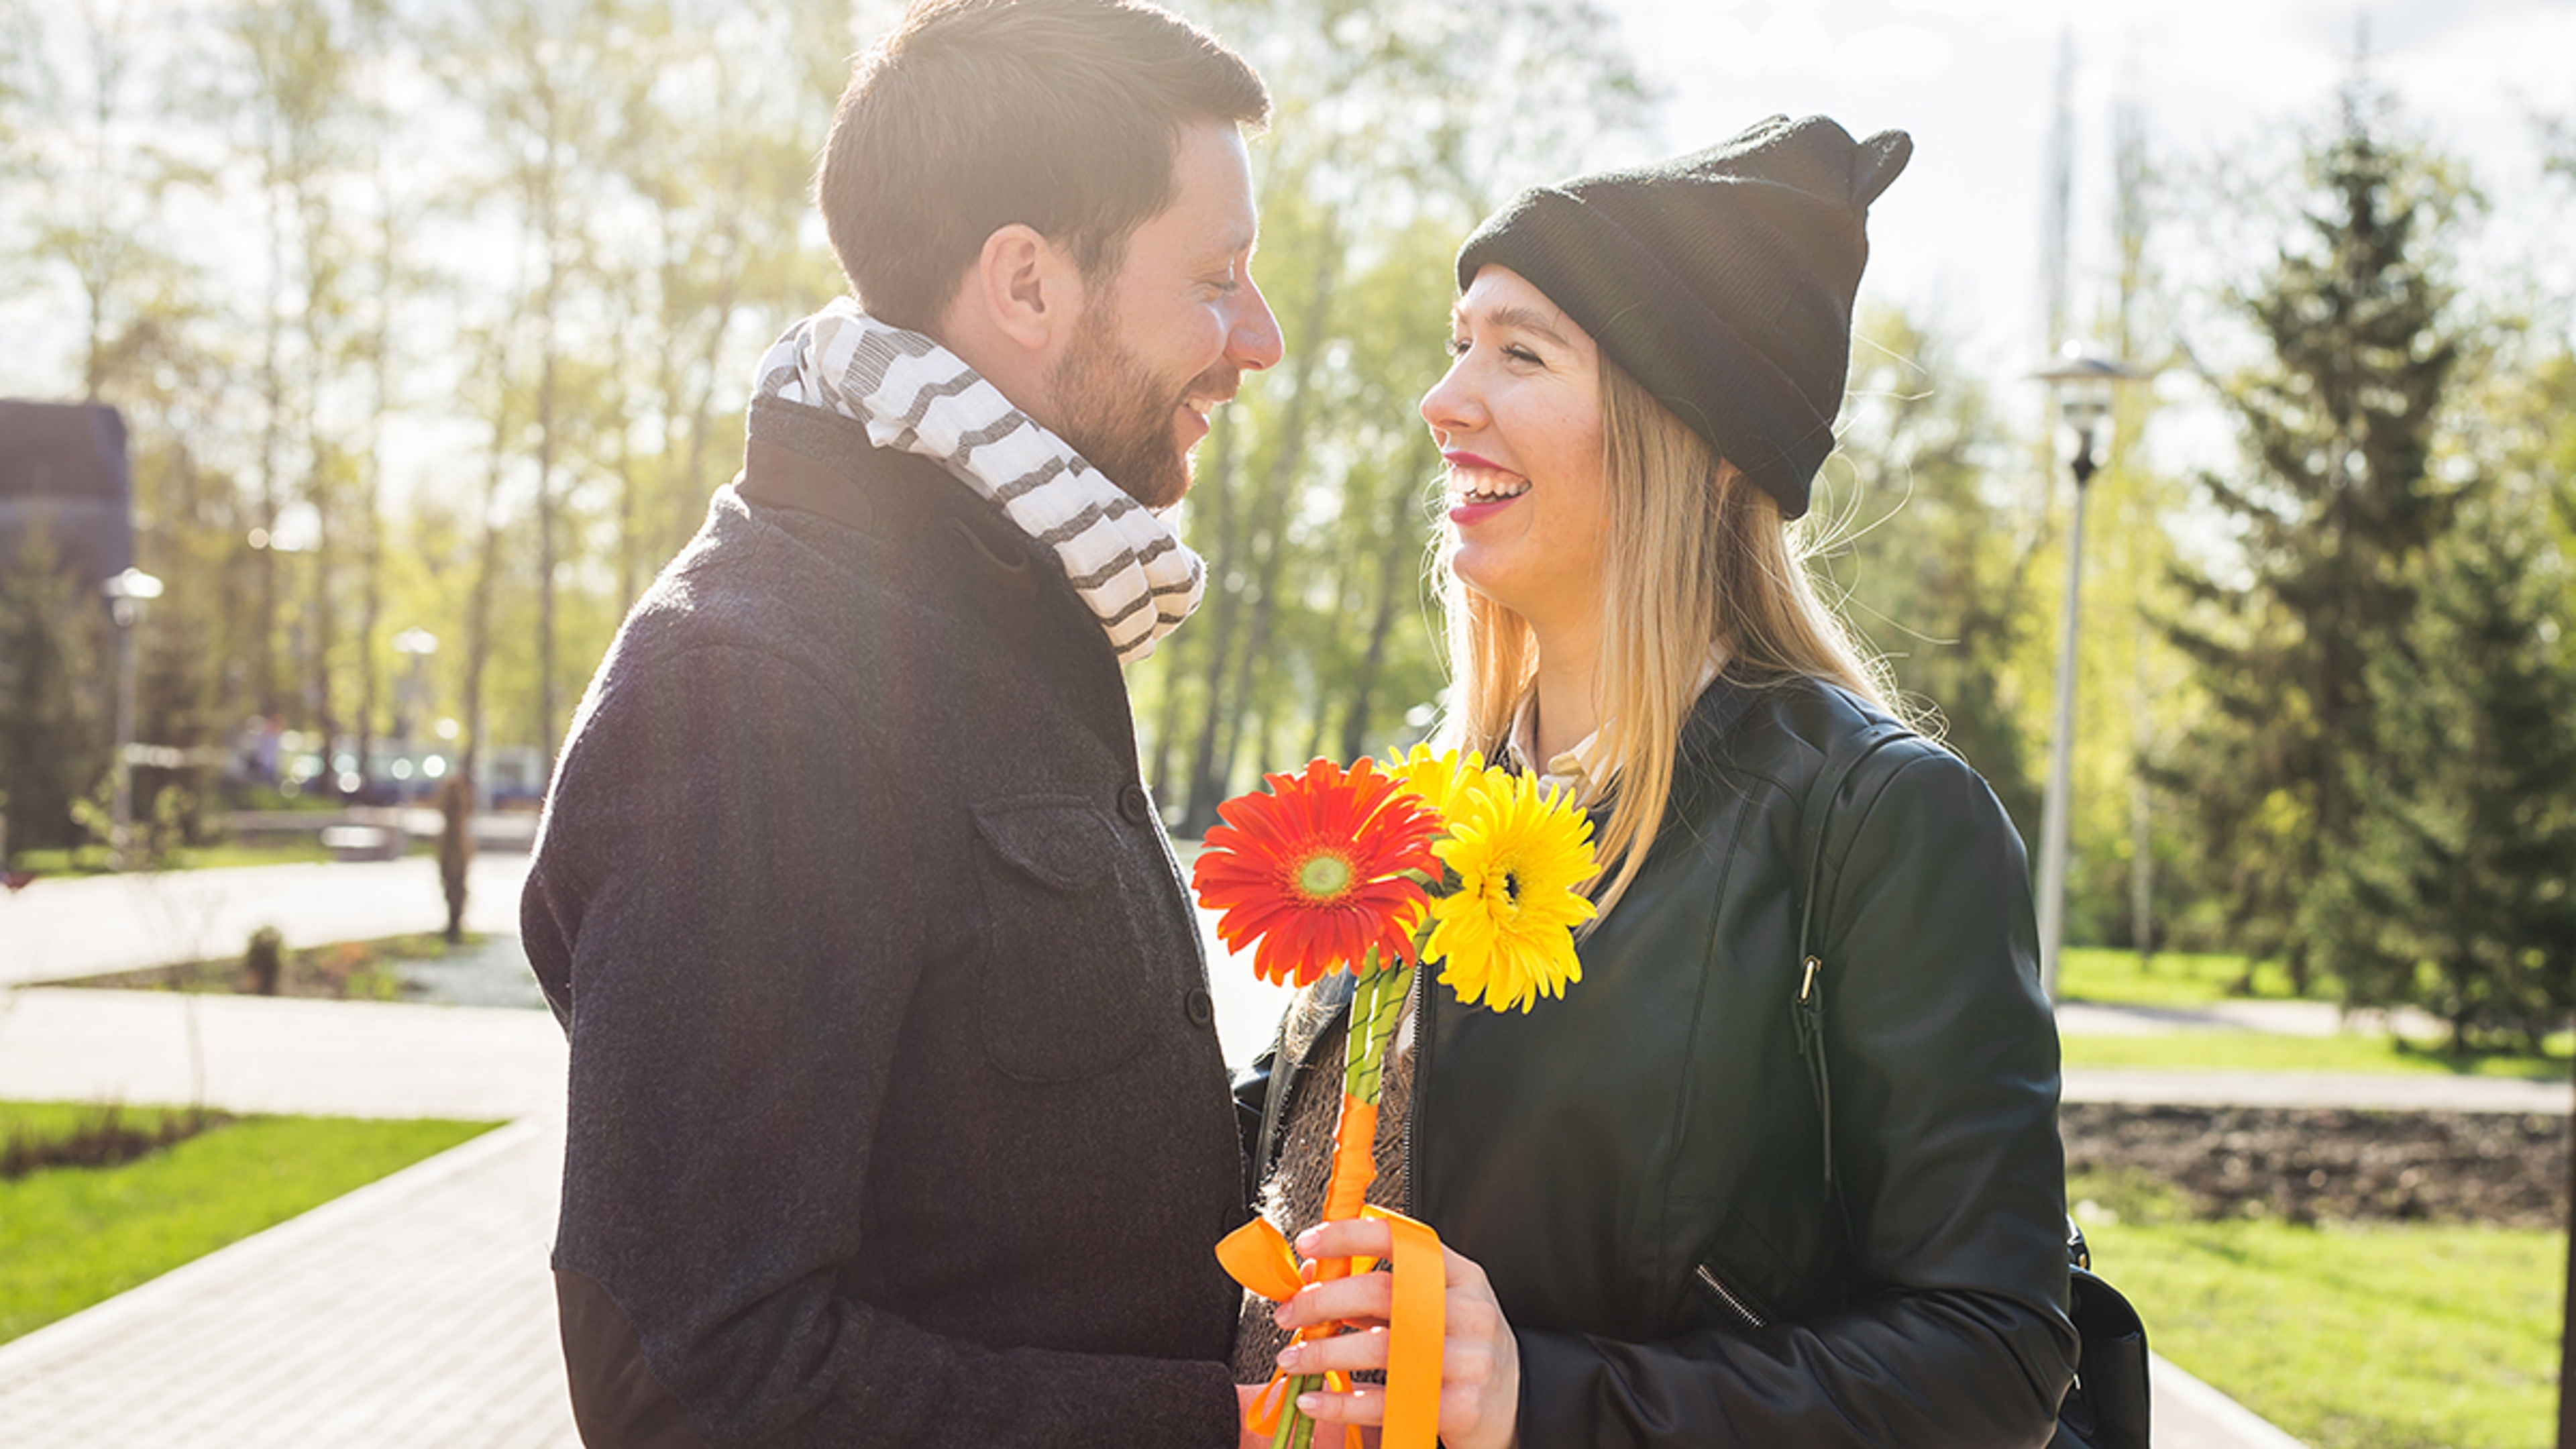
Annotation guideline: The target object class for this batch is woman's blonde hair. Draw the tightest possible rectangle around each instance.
[1438,352,1900,922]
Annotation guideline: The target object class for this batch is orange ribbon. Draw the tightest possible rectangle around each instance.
[1216,1208,1447,1449]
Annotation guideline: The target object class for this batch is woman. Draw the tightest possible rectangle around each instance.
[1232,116,2080,1448]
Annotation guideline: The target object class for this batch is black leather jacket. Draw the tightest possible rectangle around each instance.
[1238,676,2079,1448]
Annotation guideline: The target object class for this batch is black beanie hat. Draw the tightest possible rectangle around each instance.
[1454,115,1911,520]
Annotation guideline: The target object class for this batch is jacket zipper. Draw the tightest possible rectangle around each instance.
[1793,953,1833,1191]
[1693,1264,1768,1330]
[1401,964,1432,1220]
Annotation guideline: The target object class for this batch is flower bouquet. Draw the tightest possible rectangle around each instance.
[1195,749,1597,1449]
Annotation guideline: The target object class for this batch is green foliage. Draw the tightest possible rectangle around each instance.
[2071,1171,2561,1449]
[1140,0,1651,829]
[2053,946,2308,1006]
[1823,305,2044,838]
[244,924,284,995]
[0,1107,495,1345]
[0,529,110,857]
[2310,482,2576,1049]
[2160,77,2472,988]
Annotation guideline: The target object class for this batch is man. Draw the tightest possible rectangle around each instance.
[521,2,1282,1444]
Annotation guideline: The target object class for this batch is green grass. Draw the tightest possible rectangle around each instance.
[2061,1031,2571,1081]
[0,1104,497,1346]
[2054,946,2316,1006]
[9,837,420,875]
[2072,1168,2562,1449]
[0,1101,203,1153]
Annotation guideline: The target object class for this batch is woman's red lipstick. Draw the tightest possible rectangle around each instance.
[1444,451,1527,527]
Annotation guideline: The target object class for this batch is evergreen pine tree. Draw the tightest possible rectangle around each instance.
[2313,483,2576,1049]
[2161,76,2464,989]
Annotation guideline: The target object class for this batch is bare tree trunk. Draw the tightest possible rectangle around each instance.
[355,184,394,806]
[256,174,286,723]
[1179,411,1244,830]
[1182,250,1338,830]
[462,346,513,809]
[533,184,564,772]
[1342,435,1436,761]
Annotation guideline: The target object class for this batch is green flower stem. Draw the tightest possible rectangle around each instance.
[1272,1375,1320,1449]
[1342,959,1412,1106]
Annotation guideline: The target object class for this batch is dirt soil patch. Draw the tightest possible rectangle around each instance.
[58,932,470,1002]
[3,1106,231,1180]
[2062,1103,2569,1228]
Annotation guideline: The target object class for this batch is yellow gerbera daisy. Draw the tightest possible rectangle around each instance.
[1424,769,1599,1013]
[1386,743,1487,826]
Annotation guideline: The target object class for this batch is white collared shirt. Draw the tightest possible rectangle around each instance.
[1505,650,1729,806]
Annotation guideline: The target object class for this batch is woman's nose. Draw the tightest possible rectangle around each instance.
[1419,360,1479,435]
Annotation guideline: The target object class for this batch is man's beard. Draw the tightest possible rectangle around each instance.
[1049,309,1231,511]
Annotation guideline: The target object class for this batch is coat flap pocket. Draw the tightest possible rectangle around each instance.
[973,796,1116,892]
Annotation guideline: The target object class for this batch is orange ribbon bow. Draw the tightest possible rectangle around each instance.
[1216,1208,1447,1449]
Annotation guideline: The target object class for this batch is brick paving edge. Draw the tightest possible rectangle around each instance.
[0,1114,553,1375]
[2154,1352,2310,1449]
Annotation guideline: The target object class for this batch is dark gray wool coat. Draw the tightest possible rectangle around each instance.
[523,396,1246,1448]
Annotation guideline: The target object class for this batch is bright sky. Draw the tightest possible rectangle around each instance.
[1585,0,2576,417]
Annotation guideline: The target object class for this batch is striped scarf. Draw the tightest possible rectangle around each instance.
[752,298,1205,663]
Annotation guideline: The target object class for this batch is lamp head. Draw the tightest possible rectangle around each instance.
[103,568,162,627]
[2030,341,2140,477]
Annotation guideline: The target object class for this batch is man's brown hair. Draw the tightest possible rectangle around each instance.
[818,0,1269,333]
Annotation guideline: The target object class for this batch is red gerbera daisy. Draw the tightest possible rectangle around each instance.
[1191,757,1442,987]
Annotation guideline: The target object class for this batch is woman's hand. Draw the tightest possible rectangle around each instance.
[1270,1218,1519,1449]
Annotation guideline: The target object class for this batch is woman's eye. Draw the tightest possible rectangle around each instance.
[1446,336,1472,358]
[1503,345,1543,366]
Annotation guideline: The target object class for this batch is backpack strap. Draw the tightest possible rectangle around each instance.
[1790,724,1909,1192]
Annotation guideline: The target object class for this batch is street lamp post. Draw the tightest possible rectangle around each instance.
[102,568,165,871]
[2030,344,2139,999]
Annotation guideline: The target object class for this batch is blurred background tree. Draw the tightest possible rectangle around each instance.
[2311,476,2576,1049]
[0,0,2567,1042]
[2157,74,2473,995]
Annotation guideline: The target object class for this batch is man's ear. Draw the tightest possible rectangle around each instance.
[969,223,1083,354]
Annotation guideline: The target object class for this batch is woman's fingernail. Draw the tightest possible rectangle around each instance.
[1273,1301,1293,1328]
[1276,1344,1302,1371]
[1295,1227,1322,1252]
[1296,1393,1324,1414]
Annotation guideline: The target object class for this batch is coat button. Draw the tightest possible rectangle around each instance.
[1184,988,1215,1028]
[1119,783,1154,824]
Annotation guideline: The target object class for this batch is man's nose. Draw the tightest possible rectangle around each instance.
[1228,278,1285,373]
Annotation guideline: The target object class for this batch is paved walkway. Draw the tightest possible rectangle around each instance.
[2059,996,2452,1039]
[3,857,2515,1446]
[0,987,565,1120]
[0,1115,572,1448]
[0,855,533,987]
[2065,1064,2569,1114]
[0,985,2351,1448]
